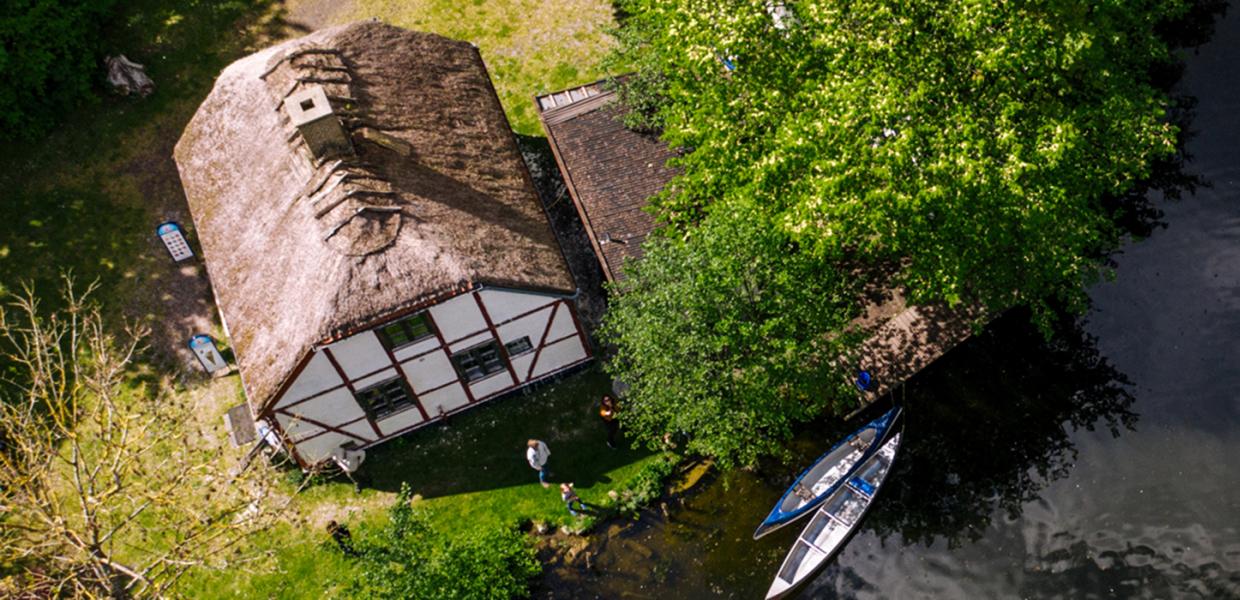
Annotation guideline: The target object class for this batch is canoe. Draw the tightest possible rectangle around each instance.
[753,405,900,540]
[765,428,904,600]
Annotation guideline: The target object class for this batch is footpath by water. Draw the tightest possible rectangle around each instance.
[541,8,1240,599]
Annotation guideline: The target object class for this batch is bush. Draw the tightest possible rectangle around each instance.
[600,205,859,469]
[606,454,678,515]
[345,483,541,600]
[0,0,118,139]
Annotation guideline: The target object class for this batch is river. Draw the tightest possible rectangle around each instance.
[541,6,1240,599]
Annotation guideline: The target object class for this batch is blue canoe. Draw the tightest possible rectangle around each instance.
[752,405,901,539]
[766,425,905,599]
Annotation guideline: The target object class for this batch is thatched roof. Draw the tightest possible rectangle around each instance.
[537,82,677,281]
[175,20,575,409]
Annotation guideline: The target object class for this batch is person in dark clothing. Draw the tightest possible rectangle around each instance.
[326,520,356,555]
[599,395,620,449]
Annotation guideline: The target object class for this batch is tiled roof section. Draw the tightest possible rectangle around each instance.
[537,82,678,281]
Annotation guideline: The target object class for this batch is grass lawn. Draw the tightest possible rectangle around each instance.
[1,0,653,596]
[316,0,619,135]
[180,367,667,599]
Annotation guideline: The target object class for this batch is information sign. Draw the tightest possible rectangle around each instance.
[157,221,194,262]
[189,334,228,376]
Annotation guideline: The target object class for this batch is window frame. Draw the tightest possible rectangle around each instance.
[504,336,534,357]
[376,312,436,350]
[355,376,417,420]
[450,340,509,383]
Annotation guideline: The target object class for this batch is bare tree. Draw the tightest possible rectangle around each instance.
[0,278,290,598]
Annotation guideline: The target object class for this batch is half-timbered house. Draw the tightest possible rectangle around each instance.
[175,21,590,467]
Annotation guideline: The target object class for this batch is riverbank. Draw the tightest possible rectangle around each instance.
[533,455,717,591]
[538,294,1240,597]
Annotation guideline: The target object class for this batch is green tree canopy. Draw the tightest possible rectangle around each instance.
[600,206,859,468]
[601,0,1188,465]
[0,0,117,139]
[612,0,1186,318]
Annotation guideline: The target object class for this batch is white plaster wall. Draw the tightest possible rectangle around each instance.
[420,382,470,415]
[401,350,456,393]
[530,336,587,379]
[469,371,515,399]
[479,289,559,323]
[282,388,365,426]
[353,367,398,392]
[392,335,439,361]
[448,331,492,353]
[378,407,424,436]
[278,351,338,407]
[267,289,587,466]
[327,331,390,379]
[296,432,350,464]
[496,305,554,349]
[509,353,536,380]
[546,305,578,340]
[429,294,486,340]
[275,412,324,440]
[342,420,378,441]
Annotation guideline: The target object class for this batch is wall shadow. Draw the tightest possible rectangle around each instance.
[0,0,308,372]
[515,133,610,329]
[360,366,652,498]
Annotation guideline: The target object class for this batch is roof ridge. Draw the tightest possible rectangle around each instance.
[536,79,611,113]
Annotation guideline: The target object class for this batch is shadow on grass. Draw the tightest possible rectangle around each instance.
[0,0,307,367]
[362,365,652,498]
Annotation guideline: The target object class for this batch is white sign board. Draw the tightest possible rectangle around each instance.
[189,334,229,376]
[157,222,194,262]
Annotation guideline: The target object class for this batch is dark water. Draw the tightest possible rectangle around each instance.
[541,8,1240,600]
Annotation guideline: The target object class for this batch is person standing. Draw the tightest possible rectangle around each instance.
[330,444,367,492]
[599,395,620,449]
[526,439,551,487]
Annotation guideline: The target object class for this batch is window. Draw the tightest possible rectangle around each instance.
[504,336,533,357]
[378,313,435,349]
[356,377,415,419]
[451,341,507,382]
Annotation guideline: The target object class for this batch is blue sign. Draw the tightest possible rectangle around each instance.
[189,334,228,375]
[157,221,194,262]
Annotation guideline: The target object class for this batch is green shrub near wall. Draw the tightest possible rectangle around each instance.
[344,484,542,600]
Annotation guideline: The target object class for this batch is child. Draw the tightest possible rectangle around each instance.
[560,483,587,517]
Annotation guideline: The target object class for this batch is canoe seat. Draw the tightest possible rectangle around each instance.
[793,482,815,502]
[848,476,876,497]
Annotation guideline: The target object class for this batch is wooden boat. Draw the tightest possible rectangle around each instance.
[753,405,900,540]
[765,428,904,600]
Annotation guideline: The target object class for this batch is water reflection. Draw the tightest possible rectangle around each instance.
[867,309,1138,549]
[540,308,1145,598]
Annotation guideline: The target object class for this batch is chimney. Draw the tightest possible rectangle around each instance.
[283,85,352,160]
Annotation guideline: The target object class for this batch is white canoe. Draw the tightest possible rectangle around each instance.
[765,430,903,600]
[754,406,901,539]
